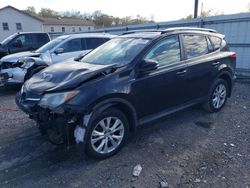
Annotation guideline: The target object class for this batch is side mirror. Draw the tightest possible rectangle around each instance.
[54,48,64,54]
[138,59,158,72]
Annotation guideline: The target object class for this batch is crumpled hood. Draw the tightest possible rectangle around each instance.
[1,51,40,62]
[24,61,116,94]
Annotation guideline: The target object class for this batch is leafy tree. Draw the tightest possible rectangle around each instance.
[22,7,153,28]
[23,6,37,17]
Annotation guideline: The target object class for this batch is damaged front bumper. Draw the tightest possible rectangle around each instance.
[16,91,89,145]
[0,67,26,86]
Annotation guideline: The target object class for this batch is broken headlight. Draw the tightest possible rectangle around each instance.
[39,91,79,109]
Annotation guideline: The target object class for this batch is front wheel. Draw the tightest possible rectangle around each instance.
[85,108,129,159]
[203,79,228,112]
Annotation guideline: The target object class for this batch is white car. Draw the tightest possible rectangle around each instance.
[0,33,115,86]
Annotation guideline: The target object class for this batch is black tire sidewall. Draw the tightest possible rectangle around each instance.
[85,108,129,159]
[208,79,228,112]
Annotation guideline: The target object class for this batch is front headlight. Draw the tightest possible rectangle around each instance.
[39,91,79,109]
[21,61,34,69]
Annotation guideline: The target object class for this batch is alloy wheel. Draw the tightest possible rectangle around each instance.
[91,116,125,154]
[212,84,227,109]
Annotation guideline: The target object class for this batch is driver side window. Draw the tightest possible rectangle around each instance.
[11,35,32,48]
[144,36,181,66]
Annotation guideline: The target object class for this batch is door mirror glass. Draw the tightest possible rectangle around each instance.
[138,59,158,72]
[54,48,64,54]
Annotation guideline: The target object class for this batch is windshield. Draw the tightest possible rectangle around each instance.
[81,38,149,65]
[1,33,17,46]
[36,36,68,53]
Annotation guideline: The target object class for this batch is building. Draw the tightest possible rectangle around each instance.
[41,17,94,34]
[0,5,94,41]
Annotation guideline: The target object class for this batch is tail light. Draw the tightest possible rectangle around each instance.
[230,52,236,60]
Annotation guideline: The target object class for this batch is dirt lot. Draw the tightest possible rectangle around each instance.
[0,82,249,188]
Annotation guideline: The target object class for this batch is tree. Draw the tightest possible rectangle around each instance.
[200,9,224,17]
[22,6,153,28]
[23,6,37,17]
[247,3,250,12]
[183,9,224,20]
[182,14,193,20]
[38,8,60,18]
[61,10,81,18]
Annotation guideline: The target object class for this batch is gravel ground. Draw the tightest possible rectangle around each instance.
[0,82,249,188]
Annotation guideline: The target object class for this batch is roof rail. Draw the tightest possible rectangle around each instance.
[162,27,217,33]
[122,29,161,35]
[122,27,218,35]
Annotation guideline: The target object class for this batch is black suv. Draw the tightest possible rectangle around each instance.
[0,32,50,58]
[16,27,236,159]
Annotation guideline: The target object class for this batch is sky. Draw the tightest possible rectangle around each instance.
[0,0,249,22]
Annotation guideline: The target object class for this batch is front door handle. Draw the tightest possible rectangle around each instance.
[176,69,187,75]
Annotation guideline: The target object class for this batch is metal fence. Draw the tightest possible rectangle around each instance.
[50,13,250,76]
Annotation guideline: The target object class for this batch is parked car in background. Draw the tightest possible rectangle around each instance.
[0,32,50,58]
[16,27,236,159]
[0,33,115,86]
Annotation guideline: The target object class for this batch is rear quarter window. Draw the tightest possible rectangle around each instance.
[183,35,209,59]
[210,36,222,51]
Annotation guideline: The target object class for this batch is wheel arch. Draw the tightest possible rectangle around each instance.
[216,69,233,97]
[88,96,138,133]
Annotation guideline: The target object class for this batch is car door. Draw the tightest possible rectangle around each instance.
[132,35,189,119]
[8,34,33,54]
[181,34,216,100]
[51,38,83,63]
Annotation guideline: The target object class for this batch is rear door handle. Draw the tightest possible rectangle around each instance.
[213,62,220,66]
[176,69,187,75]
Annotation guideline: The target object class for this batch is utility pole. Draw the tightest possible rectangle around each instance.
[194,0,199,18]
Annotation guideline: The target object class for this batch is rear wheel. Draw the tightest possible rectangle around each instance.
[203,79,228,112]
[85,108,129,159]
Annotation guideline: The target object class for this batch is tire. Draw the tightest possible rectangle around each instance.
[85,108,129,159]
[24,67,45,81]
[203,79,228,113]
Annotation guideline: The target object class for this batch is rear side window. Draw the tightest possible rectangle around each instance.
[61,38,82,52]
[144,36,181,66]
[34,34,50,47]
[183,35,209,59]
[210,36,222,50]
[85,38,105,50]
